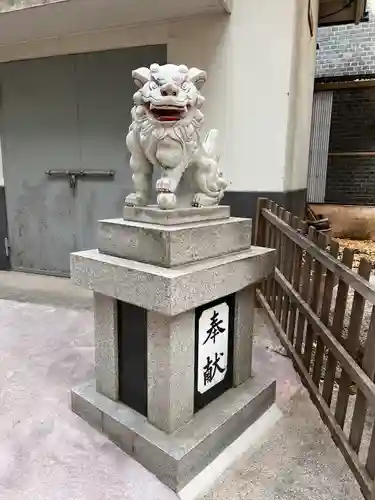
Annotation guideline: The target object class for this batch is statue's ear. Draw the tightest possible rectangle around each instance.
[188,67,207,89]
[132,67,151,88]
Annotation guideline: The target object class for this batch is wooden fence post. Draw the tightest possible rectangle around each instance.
[254,197,268,246]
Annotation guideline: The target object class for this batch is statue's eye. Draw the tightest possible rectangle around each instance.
[149,81,157,90]
[181,81,189,91]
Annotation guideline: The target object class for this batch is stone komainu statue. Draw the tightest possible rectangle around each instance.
[125,63,228,210]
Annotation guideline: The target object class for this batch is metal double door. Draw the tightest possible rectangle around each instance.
[0,45,166,275]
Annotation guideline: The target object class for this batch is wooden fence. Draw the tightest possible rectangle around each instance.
[255,198,375,500]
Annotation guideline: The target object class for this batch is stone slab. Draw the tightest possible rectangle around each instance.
[70,246,275,316]
[98,217,252,268]
[233,286,255,387]
[122,205,230,226]
[147,310,195,433]
[94,293,118,400]
[71,374,276,492]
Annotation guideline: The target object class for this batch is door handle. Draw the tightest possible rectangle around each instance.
[45,169,115,194]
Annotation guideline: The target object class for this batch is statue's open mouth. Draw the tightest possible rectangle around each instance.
[148,104,188,122]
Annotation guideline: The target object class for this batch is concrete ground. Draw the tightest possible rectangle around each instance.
[0,271,363,499]
[0,271,93,310]
[204,389,362,500]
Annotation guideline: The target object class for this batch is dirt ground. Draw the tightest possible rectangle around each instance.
[327,238,375,351]
[335,237,375,269]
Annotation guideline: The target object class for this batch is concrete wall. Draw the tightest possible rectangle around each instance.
[286,0,319,193]
[168,0,319,195]
[316,2,375,78]
[170,0,319,216]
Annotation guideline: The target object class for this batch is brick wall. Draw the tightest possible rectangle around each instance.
[326,156,375,204]
[329,87,375,152]
[325,87,375,204]
[316,6,375,78]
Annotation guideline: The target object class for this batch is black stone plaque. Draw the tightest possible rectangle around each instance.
[194,294,235,412]
[117,301,148,417]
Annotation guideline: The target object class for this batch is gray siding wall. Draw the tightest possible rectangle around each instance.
[0,45,167,275]
[307,92,333,203]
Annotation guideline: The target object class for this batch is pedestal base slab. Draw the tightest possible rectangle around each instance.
[71,375,275,492]
[98,217,252,268]
[122,205,230,226]
[71,246,275,316]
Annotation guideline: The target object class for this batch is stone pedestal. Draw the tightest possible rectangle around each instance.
[70,205,276,492]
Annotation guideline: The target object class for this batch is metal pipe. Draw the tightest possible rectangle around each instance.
[45,170,115,176]
[328,152,375,157]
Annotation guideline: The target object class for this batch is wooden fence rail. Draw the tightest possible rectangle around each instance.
[255,198,375,500]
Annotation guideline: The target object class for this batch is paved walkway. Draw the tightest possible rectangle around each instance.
[0,271,363,499]
[204,389,362,500]
[0,271,93,310]
[0,299,177,500]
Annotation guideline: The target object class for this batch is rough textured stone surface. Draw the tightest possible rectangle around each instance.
[94,292,118,401]
[123,205,230,225]
[147,310,195,433]
[124,63,227,210]
[71,246,275,316]
[0,0,65,12]
[72,376,276,491]
[98,217,252,267]
[316,6,375,78]
[233,286,255,386]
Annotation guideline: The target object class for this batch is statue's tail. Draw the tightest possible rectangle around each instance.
[193,128,227,200]
[203,129,220,162]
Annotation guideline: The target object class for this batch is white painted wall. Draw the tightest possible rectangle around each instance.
[0,0,318,194]
[169,0,318,193]
[285,0,319,192]
[169,0,304,192]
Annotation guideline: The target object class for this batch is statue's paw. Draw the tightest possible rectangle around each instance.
[156,177,175,193]
[192,193,219,207]
[124,193,148,207]
[217,176,228,190]
[157,193,177,210]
